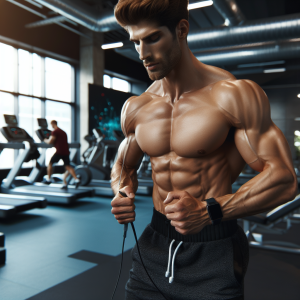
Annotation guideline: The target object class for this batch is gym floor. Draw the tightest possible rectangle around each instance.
[0,195,300,300]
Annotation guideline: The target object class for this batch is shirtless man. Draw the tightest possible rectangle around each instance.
[110,0,298,299]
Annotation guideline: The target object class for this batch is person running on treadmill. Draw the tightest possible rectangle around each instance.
[44,120,80,189]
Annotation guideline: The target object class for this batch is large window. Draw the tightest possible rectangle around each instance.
[0,92,15,169]
[0,41,75,169]
[103,73,147,95]
[0,43,16,92]
[18,50,42,97]
[45,58,73,102]
[18,96,42,142]
[103,74,131,93]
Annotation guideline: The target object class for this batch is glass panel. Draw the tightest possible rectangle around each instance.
[103,74,111,88]
[18,50,42,97]
[18,49,32,95]
[0,43,16,92]
[45,57,72,102]
[18,96,42,167]
[33,53,42,97]
[45,101,72,165]
[0,92,15,169]
[112,77,130,93]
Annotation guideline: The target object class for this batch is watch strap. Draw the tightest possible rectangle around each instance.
[205,198,217,205]
[205,198,223,225]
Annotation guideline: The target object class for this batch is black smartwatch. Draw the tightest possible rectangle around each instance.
[205,198,223,225]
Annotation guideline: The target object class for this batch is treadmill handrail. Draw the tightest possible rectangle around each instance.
[2,144,31,189]
[0,142,25,150]
[34,142,80,149]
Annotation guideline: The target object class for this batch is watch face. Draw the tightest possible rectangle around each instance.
[208,204,223,220]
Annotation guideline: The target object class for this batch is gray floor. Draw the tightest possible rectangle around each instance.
[1,194,300,300]
[0,195,153,300]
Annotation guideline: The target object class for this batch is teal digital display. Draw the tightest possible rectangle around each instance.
[89,84,134,140]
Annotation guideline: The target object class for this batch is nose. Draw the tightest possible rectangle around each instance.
[138,41,151,61]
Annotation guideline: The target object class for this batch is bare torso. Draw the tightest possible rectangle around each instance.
[125,66,245,213]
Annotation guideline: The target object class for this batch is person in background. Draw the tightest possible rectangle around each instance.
[44,120,80,189]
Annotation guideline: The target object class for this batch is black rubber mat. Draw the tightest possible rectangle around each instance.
[26,221,300,300]
[26,249,133,300]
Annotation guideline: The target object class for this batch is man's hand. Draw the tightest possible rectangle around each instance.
[111,186,136,224]
[164,191,210,235]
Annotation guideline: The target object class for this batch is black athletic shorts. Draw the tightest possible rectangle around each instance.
[125,208,249,300]
[50,153,70,166]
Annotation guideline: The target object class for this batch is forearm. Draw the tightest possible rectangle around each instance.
[216,165,298,220]
[111,160,139,195]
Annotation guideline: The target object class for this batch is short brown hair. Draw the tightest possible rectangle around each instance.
[114,0,189,34]
[51,120,57,125]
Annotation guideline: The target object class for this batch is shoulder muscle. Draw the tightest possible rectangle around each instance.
[121,93,153,136]
[214,79,271,132]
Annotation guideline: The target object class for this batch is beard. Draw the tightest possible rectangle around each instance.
[145,40,182,81]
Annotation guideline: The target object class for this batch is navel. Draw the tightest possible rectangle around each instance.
[197,149,206,155]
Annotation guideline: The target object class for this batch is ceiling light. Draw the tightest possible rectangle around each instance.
[263,68,286,74]
[295,131,300,136]
[101,42,123,50]
[298,94,300,99]
[238,60,285,69]
[188,1,213,10]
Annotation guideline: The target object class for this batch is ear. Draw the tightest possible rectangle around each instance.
[176,19,189,40]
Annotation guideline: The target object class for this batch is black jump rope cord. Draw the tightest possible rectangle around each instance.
[111,194,169,300]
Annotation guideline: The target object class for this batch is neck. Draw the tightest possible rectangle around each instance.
[161,46,203,102]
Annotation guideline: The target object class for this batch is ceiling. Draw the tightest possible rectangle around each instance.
[2,0,300,86]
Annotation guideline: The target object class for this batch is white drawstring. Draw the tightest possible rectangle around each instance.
[169,241,183,283]
[165,239,175,278]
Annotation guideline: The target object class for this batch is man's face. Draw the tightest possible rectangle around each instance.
[128,21,182,81]
[51,123,55,129]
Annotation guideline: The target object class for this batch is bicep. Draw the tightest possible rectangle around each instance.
[116,133,144,170]
[235,123,294,173]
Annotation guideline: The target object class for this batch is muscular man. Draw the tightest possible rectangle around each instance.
[44,120,80,189]
[110,1,298,299]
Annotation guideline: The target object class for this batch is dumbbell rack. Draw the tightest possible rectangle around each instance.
[0,232,6,265]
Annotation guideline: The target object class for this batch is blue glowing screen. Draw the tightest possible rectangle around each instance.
[89,84,134,140]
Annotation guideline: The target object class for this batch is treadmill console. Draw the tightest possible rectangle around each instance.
[1,114,33,142]
[37,118,48,129]
[36,129,52,141]
[4,114,18,126]
[36,118,52,141]
[0,126,32,142]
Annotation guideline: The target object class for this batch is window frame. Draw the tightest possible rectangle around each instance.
[0,41,76,169]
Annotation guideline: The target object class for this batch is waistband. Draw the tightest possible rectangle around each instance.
[150,208,238,243]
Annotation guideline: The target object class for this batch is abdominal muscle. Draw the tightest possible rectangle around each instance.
[150,150,233,214]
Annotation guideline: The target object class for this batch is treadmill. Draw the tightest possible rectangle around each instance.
[0,115,94,205]
[35,118,81,183]
[72,128,153,197]
[0,142,47,219]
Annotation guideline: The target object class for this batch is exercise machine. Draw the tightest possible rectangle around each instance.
[0,233,5,265]
[35,118,78,183]
[71,128,153,196]
[0,141,47,219]
[1,115,94,205]
[243,194,300,254]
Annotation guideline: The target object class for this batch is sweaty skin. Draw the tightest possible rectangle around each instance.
[111,20,298,235]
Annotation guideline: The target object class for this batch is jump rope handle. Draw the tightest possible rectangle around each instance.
[112,191,169,300]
